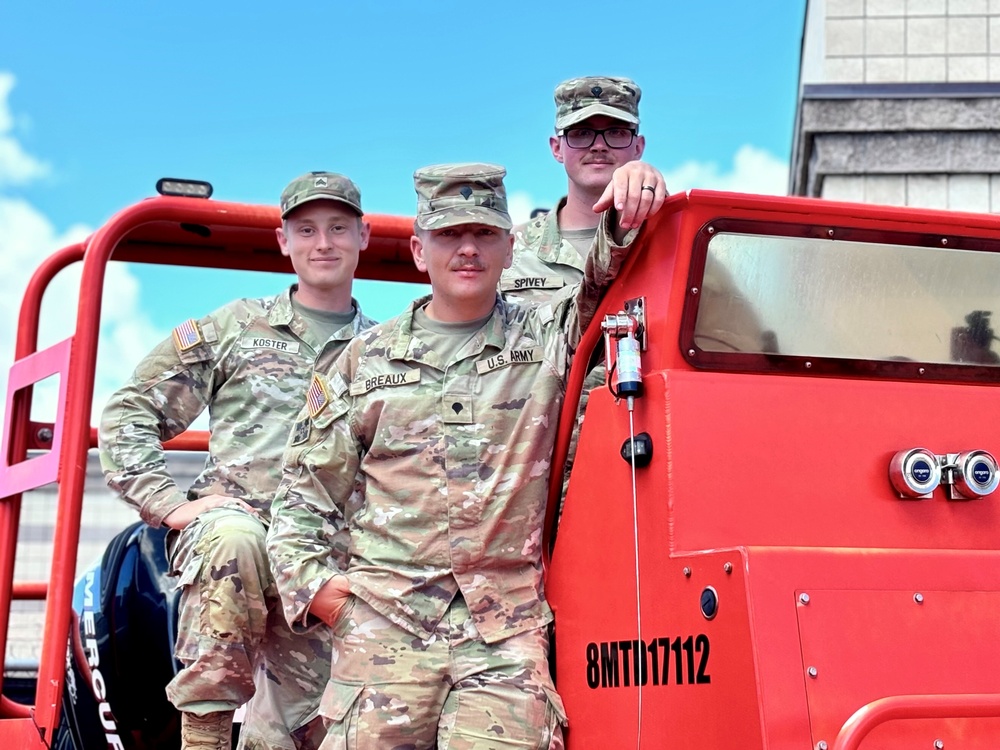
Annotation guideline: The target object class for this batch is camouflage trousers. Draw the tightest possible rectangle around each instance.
[318,594,566,750]
[165,505,330,750]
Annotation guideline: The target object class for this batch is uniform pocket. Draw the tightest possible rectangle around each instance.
[137,363,191,392]
[173,553,203,590]
[289,707,326,750]
[540,685,568,749]
[542,685,567,725]
[329,595,356,636]
[319,680,364,750]
[167,522,205,585]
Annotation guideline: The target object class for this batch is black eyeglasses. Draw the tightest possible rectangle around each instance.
[560,127,637,149]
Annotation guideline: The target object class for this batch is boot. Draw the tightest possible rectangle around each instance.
[180,709,234,750]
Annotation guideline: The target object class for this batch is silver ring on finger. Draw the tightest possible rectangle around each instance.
[641,184,656,194]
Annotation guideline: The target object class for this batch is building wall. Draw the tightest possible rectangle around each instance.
[6,451,204,665]
[817,0,1000,86]
[791,0,1000,209]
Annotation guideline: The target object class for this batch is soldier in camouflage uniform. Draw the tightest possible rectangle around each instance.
[267,162,662,748]
[501,76,664,302]
[499,76,667,509]
[99,172,377,750]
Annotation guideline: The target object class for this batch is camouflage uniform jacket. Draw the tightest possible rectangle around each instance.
[268,213,637,645]
[499,197,584,305]
[99,287,377,528]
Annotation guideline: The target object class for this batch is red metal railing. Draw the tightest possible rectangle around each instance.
[833,694,1000,750]
[0,243,85,727]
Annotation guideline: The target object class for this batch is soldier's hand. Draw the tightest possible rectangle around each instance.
[593,161,668,235]
[162,494,258,530]
[311,575,352,627]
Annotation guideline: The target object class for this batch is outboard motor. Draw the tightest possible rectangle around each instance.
[52,522,181,749]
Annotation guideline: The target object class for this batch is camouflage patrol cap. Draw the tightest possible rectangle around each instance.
[554,76,641,130]
[413,163,512,231]
[280,171,362,218]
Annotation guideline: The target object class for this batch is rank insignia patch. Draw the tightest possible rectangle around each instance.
[307,373,330,418]
[172,319,204,353]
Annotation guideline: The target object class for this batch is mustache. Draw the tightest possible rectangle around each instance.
[449,260,485,271]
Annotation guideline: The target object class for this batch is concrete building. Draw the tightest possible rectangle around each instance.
[791,0,1000,211]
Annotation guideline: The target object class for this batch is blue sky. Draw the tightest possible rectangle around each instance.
[0,0,806,421]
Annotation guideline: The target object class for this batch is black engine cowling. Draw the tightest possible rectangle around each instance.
[53,522,181,749]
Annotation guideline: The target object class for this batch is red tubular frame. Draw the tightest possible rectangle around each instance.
[0,243,85,724]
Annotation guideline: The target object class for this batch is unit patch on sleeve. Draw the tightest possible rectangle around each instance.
[306,373,330,418]
[476,347,543,374]
[290,417,310,446]
[172,319,204,353]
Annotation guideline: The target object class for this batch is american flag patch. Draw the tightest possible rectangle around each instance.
[307,373,330,418]
[172,319,204,352]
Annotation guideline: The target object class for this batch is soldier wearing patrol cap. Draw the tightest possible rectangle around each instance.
[99,171,377,750]
[267,162,646,749]
[501,75,665,299]
[498,76,669,511]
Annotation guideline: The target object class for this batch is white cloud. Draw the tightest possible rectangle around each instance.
[0,72,162,434]
[509,145,788,227]
[664,144,789,196]
[0,73,49,186]
[0,197,166,428]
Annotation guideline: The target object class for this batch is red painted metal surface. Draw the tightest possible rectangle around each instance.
[799,589,1000,747]
[547,191,1000,748]
[0,338,73,498]
[0,695,31,719]
[549,386,766,749]
[0,716,43,743]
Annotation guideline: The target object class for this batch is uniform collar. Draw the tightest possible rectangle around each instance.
[386,295,508,363]
[269,285,369,342]
[268,286,298,328]
[526,197,587,271]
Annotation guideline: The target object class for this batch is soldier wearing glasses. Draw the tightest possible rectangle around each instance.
[501,75,666,301]
[500,76,667,502]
